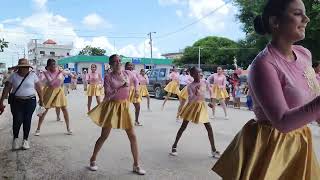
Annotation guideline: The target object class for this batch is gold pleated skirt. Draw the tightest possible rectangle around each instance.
[212,119,320,180]
[179,86,188,100]
[140,85,149,97]
[86,84,104,96]
[129,86,142,103]
[43,87,67,108]
[164,80,180,95]
[88,100,133,130]
[180,101,209,124]
[211,85,229,99]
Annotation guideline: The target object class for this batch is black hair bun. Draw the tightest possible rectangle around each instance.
[254,15,267,35]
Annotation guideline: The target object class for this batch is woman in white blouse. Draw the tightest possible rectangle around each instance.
[0,58,43,150]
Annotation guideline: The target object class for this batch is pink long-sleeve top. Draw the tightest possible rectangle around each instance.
[40,70,65,88]
[86,72,102,85]
[187,80,212,103]
[207,73,226,88]
[129,70,140,87]
[137,74,149,85]
[316,73,320,83]
[169,72,180,81]
[103,70,138,101]
[249,44,320,133]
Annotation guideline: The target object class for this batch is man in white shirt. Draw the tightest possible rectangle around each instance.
[179,69,189,90]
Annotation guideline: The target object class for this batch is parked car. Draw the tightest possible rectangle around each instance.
[147,67,182,99]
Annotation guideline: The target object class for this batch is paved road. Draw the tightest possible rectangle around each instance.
[1,87,320,180]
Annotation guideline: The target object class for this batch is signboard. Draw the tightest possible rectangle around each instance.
[68,63,75,69]
[132,58,141,64]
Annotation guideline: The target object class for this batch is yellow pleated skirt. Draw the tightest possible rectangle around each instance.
[86,84,104,96]
[211,85,229,99]
[88,100,133,130]
[212,119,320,180]
[180,101,209,124]
[179,86,188,100]
[164,80,180,95]
[129,86,142,103]
[43,86,67,108]
[140,85,149,97]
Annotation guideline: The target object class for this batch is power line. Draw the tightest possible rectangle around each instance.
[155,0,233,39]
[0,30,146,39]
[1,21,147,35]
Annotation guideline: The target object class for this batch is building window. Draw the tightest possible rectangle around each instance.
[40,51,45,55]
[50,51,55,56]
[145,65,152,69]
[67,52,70,56]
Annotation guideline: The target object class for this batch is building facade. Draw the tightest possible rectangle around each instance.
[27,39,72,69]
[161,52,183,59]
[58,55,173,77]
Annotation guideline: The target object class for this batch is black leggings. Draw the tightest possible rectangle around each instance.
[10,97,37,140]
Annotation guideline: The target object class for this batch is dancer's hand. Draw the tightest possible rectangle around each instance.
[0,103,5,115]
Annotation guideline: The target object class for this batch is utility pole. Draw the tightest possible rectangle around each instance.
[32,39,40,67]
[147,32,156,68]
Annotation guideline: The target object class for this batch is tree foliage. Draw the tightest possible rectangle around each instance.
[78,45,106,56]
[234,0,320,62]
[177,36,239,66]
[0,38,9,52]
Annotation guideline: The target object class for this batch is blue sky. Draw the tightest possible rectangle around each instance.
[0,0,245,65]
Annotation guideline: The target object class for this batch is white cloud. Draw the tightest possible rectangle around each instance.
[0,1,162,66]
[82,13,111,29]
[33,0,47,11]
[159,0,239,33]
[176,10,183,17]
[188,0,232,31]
[2,17,22,24]
[158,0,187,5]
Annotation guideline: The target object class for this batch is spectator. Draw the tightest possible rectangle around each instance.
[0,58,43,150]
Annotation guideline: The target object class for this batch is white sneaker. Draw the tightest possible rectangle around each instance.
[211,151,221,158]
[12,138,20,150]
[22,140,30,150]
[169,147,178,156]
[89,161,98,171]
[133,165,146,175]
[135,122,143,126]
[66,130,73,135]
[224,116,229,120]
[35,130,40,136]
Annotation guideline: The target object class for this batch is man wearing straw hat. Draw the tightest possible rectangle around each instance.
[0,58,43,150]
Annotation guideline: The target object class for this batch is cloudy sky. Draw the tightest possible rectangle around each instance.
[0,0,245,66]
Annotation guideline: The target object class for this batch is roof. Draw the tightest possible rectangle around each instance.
[161,52,183,56]
[43,39,57,45]
[58,55,173,65]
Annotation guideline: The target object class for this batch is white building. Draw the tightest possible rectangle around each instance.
[27,39,72,68]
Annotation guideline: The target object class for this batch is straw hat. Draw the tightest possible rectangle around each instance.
[15,58,33,68]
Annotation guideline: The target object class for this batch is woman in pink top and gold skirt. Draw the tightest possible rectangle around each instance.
[86,64,103,112]
[212,0,320,179]
[176,70,193,121]
[35,59,72,136]
[138,69,151,111]
[170,67,220,158]
[125,62,143,126]
[87,55,146,175]
[207,67,229,119]
[162,66,180,110]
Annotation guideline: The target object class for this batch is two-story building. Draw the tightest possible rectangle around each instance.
[27,39,72,69]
